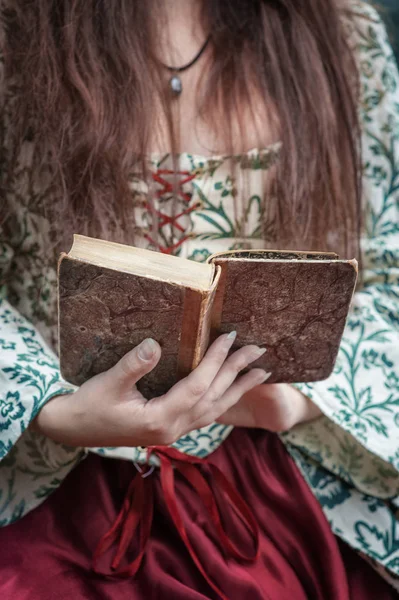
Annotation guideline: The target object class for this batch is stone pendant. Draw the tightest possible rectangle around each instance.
[170,75,183,96]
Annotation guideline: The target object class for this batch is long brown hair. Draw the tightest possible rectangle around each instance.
[2,0,362,256]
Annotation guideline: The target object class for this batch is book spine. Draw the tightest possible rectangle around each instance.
[209,259,228,337]
[177,266,221,377]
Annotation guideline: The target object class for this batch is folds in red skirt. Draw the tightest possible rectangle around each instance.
[0,428,395,600]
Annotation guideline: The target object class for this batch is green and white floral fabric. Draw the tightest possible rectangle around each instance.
[0,1,398,588]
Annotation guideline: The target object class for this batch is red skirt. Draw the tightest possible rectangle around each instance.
[0,428,395,600]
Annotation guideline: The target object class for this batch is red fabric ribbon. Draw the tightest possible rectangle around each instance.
[93,446,259,599]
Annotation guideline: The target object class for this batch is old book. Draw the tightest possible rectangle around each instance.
[58,235,358,397]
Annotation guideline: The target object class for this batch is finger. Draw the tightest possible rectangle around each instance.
[202,344,267,404]
[108,338,162,389]
[195,370,271,428]
[165,332,238,408]
[188,331,239,388]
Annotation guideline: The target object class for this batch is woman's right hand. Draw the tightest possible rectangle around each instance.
[32,333,269,448]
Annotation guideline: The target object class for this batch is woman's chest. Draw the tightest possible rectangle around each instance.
[130,146,280,260]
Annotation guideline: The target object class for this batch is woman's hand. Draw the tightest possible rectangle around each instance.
[217,383,322,432]
[32,333,269,448]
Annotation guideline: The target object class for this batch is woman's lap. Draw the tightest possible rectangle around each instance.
[0,428,395,600]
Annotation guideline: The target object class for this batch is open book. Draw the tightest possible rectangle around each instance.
[58,235,358,397]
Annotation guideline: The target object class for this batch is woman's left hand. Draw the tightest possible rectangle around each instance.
[217,383,322,433]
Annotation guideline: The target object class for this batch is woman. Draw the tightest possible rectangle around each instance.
[0,0,398,598]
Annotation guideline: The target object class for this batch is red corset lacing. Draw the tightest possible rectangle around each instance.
[92,446,259,600]
[144,168,200,254]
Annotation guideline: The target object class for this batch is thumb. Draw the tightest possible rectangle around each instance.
[109,338,162,388]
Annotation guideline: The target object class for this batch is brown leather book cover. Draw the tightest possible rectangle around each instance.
[58,239,358,393]
[209,249,358,383]
[58,254,219,397]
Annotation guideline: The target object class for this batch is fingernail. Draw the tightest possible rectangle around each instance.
[138,338,157,361]
[254,347,267,357]
[227,331,237,341]
[259,371,272,383]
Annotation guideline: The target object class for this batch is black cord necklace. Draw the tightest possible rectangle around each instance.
[162,35,211,96]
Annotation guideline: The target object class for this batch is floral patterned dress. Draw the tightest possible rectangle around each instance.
[0,2,398,590]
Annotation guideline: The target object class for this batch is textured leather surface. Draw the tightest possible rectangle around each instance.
[59,255,357,391]
[58,256,186,397]
[211,259,357,383]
